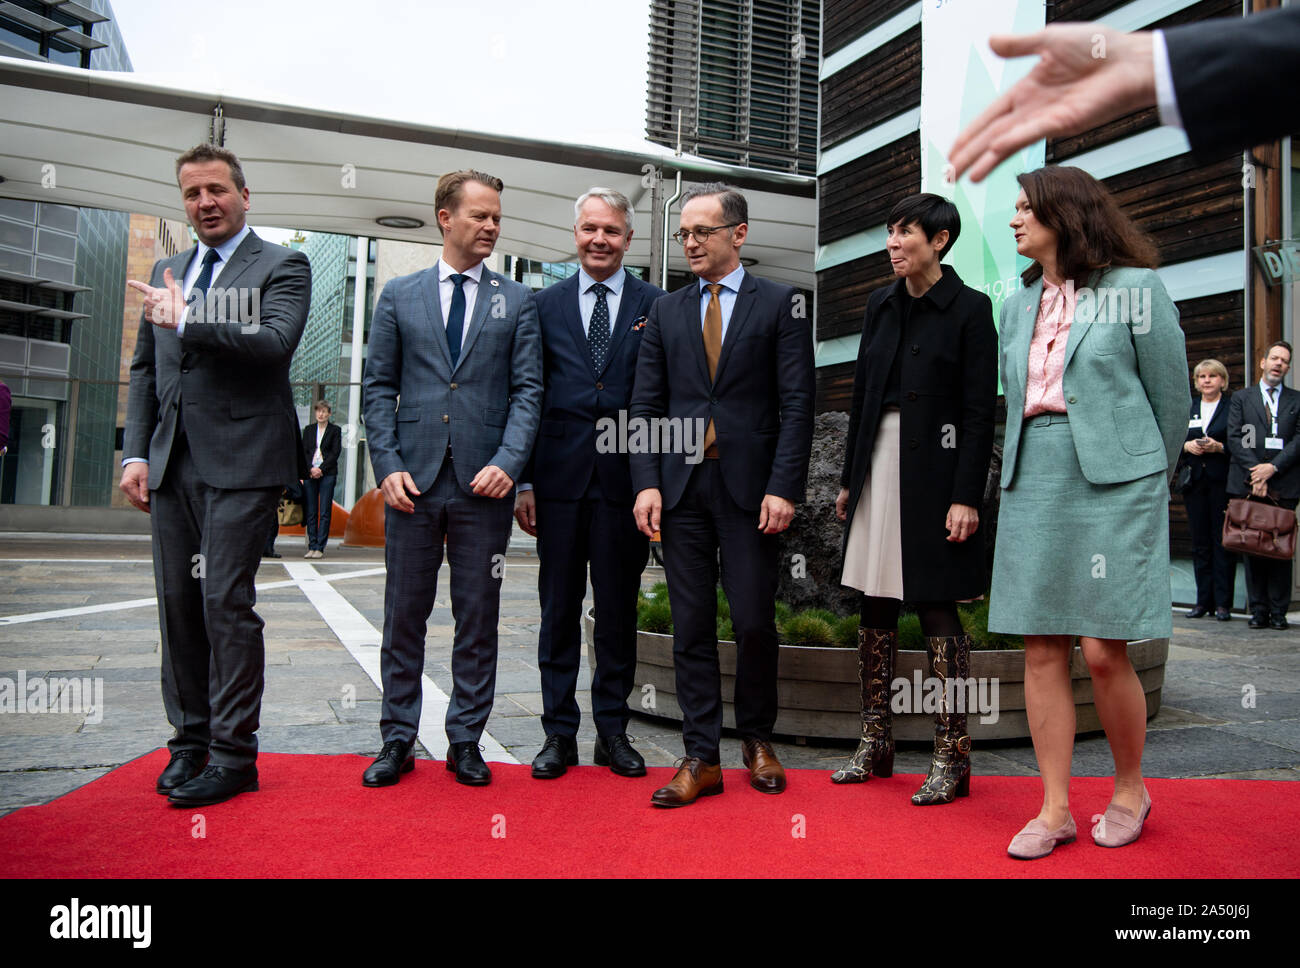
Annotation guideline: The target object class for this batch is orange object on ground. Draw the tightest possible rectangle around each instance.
[341,487,387,547]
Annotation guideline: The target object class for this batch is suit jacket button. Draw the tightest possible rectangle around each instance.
[710,396,718,404]
[909,438,919,449]
[906,391,917,401]
[442,414,450,423]
[911,345,920,354]
[1067,395,1077,404]
[450,383,458,390]
[596,382,603,390]
[181,367,190,374]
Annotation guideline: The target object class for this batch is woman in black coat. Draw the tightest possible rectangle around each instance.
[302,400,343,558]
[832,193,997,804]
[1179,359,1235,619]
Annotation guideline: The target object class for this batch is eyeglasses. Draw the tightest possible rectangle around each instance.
[671,223,740,245]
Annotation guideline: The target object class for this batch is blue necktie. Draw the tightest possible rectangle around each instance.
[588,282,610,372]
[446,273,468,368]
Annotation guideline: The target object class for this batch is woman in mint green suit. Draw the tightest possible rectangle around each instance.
[989,166,1189,859]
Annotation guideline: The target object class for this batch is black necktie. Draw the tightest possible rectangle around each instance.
[189,248,220,322]
[588,282,610,372]
[447,273,468,368]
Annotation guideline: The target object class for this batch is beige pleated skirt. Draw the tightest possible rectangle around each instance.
[841,409,903,600]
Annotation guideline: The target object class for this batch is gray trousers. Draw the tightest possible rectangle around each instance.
[150,436,280,769]
[379,459,514,746]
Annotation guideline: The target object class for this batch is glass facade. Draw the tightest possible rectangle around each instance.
[0,0,133,507]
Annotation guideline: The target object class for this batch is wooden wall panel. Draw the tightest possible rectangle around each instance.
[820,25,920,150]
[816,251,894,342]
[823,0,916,57]
[818,133,920,245]
[815,359,856,414]
[1102,154,1244,264]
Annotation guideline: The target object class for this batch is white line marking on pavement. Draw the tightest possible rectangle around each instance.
[281,561,517,764]
[0,567,389,626]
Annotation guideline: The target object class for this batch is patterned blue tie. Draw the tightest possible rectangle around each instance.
[588,282,610,372]
[446,273,468,368]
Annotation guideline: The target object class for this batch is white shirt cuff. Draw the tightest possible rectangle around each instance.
[122,457,148,467]
[1152,30,1183,132]
[516,483,533,493]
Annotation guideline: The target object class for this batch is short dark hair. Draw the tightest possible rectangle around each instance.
[434,170,504,236]
[314,400,331,413]
[1265,341,1292,359]
[175,144,246,191]
[886,193,960,259]
[680,182,747,227]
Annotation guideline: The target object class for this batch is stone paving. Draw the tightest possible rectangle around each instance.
[1,533,1297,817]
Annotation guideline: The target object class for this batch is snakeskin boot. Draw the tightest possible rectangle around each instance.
[911,633,973,804]
[831,627,896,783]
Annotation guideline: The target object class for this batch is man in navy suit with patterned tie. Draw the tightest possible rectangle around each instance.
[515,189,665,779]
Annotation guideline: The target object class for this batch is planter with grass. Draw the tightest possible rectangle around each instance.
[583,583,1168,741]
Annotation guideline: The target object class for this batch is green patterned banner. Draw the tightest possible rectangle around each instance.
[920,0,1045,324]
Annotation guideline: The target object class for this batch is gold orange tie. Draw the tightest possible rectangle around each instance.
[702,284,722,458]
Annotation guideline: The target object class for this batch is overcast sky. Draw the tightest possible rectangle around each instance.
[110,0,655,151]
[108,0,654,241]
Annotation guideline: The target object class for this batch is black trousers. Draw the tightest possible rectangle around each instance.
[1241,494,1297,619]
[660,459,780,763]
[150,435,280,769]
[1183,478,1235,609]
[535,477,647,738]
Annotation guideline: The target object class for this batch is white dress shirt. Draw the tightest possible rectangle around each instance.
[1152,30,1184,131]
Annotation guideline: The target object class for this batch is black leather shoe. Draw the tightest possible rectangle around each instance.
[1249,614,1268,629]
[1270,615,1289,630]
[1185,606,1209,619]
[446,742,491,786]
[595,734,647,777]
[531,734,578,778]
[156,749,208,795]
[363,739,414,787]
[1215,607,1232,621]
[167,765,258,806]
[262,550,282,559]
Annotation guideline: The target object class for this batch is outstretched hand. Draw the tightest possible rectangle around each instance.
[126,267,188,330]
[948,25,1156,183]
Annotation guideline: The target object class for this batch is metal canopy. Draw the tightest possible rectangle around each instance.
[0,57,817,288]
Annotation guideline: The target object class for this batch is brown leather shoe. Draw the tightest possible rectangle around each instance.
[741,738,786,793]
[650,757,723,807]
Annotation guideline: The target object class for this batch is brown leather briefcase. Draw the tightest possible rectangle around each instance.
[1222,497,1297,561]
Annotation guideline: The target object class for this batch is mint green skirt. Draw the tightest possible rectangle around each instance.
[988,414,1172,640]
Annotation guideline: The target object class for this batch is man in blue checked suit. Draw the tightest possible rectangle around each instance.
[361,169,542,787]
[514,188,665,780]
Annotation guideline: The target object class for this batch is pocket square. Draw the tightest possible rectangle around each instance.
[632,317,647,332]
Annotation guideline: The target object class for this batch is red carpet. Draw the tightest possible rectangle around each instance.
[1,750,1296,878]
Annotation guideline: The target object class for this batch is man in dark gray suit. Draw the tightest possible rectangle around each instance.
[1227,341,1300,630]
[122,144,311,806]
[361,169,542,786]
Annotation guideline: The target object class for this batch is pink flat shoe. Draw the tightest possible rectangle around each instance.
[1091,788,1152,847]
[1007,814,1076,859]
